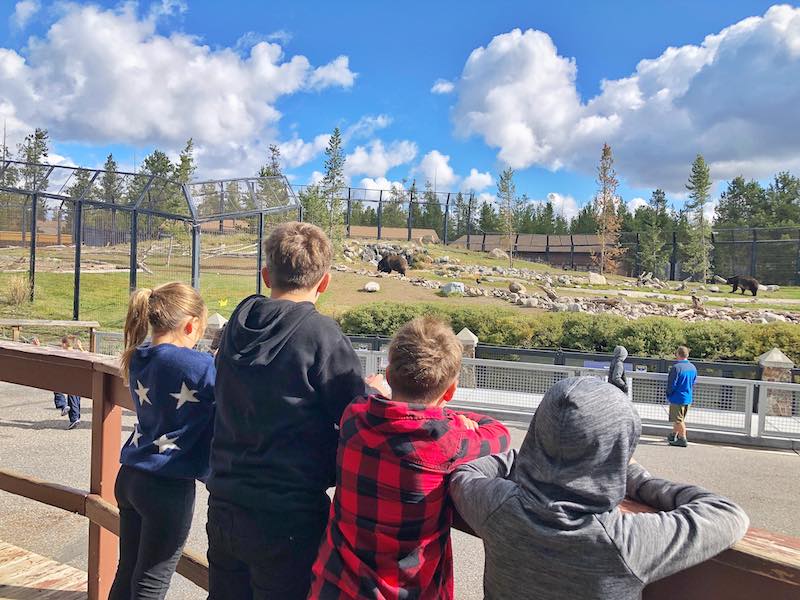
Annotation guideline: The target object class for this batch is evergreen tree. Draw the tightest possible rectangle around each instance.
[381,183,409,228]
[96,154,123,240]
[257,143,289,214]
[570,204,598,234]
[175,139,196,184]
[63,168,93,243]
[638,214,667,276]
[479,201,499,232]
[592,143,625,274]
[496,167,516,266]
[298,185,328,227]
[715,176,760,227]
[763,172,800,226]
[684,154,713,281]
[321,127,346,244]
[420,180,444,236]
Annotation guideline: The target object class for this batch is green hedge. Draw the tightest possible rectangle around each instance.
[337,303,800,363]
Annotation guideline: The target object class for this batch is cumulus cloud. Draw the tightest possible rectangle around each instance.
[431,78,454,94]
[343,114,392,142]
[451,6,800,192]
[627,197,648,212]
[542,193,580,221]
[0,3,356,158]
[461,168,493,192]
[415,150,459,188]
[344,139,418,178]
[11,0,39,29]
[280,134,331,168]
[359,176,405,200]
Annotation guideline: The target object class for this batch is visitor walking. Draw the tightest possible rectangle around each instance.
[607,345,629,395]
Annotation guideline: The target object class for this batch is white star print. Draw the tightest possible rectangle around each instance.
[131,424,142,448]
[170,382,199,410]
[135,380,151,406]
[153,434,180,454]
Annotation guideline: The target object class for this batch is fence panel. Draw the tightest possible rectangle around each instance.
[0,192,31,307]
[758,382,800,439]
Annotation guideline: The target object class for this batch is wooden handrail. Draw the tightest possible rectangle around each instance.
[0,340,799,600]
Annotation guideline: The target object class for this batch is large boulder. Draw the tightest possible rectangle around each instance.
[509,281,527,294]
[713,275,728,284]
[441,282,465,295]
[588,272,607,285]
[363,281,380,293]
[489,248,509,260]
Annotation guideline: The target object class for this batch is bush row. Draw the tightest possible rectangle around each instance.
[337,303,800,363]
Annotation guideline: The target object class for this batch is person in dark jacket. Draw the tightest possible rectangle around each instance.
[205,222,368,600]
[607,345,629,395]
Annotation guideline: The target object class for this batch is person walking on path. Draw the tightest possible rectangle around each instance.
[667,345,697,447]
[607,345,629,395]
[54,335,83,430]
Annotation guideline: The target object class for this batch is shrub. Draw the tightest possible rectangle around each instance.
[5,275,30,306]
[336,303,800,362]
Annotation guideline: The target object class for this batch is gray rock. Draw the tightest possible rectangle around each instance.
[509,281,527,294]
[489,248,509,260]
[441,282,465,295]
[588,272,607,285]
[709,285,720,293]
[567,303,583,312]
[766,284,780,292]
[363,281,380,293]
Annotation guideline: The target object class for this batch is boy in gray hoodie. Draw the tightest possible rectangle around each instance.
[450,377,748,600]
[607,345,629,394]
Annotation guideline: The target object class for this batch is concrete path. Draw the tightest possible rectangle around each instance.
[0,382,797,599]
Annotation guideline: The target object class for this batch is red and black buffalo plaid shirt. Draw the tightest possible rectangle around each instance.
[308,394,510,599]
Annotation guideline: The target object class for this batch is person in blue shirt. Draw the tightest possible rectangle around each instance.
[109,282,215,600]
[666,345,697,447]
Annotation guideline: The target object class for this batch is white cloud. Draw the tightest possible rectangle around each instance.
[234,30,294,54]
[461,168,492,192]
[451,6,800,192]
[359,176,405,200]
[343,114,392,142]
[10,0,39,29]
[431,78,454,94]
[0,3,356,158]
[543,193,580,221]
[627,197,648,212]
[309,170,324,185]
[415,150,458,188]
[344,139,417,178]
[280,134,330,168]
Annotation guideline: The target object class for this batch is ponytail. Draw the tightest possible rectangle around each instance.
[119,282,207,385]
[121,288,153,385]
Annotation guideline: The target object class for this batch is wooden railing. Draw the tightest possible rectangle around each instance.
[0,340,798,600]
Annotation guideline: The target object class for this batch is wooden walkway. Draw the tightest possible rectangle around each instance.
[0,542,86,599]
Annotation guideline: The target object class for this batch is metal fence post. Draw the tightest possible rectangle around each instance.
[795,229,800,285]
[744,383,754,439]
[28,193,37,301]
[218,182,225,233]
[670,231,678,280]
[443,193,451,245]
[72,198,83,320]
[750,229,757,278]
[407,191,413,242]
[635,232,641,277]
[256,212,264,295]
[570,235,575,270]
[481,232,486,252]
[346,189,352,239]
[545,234,550,264]
[129,210,138,292]
[466,194,473,250]
[191,223,200,291]
[377,192,383,240]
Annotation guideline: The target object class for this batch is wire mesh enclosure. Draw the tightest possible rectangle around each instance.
[0,160,299,326]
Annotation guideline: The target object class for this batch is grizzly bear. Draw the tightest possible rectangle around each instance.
[726,275,759,297]
[377,253,409,276]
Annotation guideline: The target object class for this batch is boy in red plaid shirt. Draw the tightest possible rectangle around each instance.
[309,317,510,599]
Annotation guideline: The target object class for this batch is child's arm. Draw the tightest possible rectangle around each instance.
[316,338,367,424]
[450,450,517,537]
[615,461,749,584]
[447,410,511,467]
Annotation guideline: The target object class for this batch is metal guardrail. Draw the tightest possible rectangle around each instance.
[355,350,800,447]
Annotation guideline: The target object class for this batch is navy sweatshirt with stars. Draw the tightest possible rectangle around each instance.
[120,343,216,481]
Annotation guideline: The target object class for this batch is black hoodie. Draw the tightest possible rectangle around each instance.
[207,295,365,533]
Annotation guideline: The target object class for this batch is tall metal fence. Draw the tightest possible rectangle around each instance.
[0,160,300,324]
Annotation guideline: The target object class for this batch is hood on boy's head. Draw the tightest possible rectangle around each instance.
[512,377,641,525]
[613,346,628,361]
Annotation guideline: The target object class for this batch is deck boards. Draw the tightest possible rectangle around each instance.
[0,542,86,599]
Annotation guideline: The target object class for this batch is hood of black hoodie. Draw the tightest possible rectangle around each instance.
[223,295,317,366]
[511,376,641,528]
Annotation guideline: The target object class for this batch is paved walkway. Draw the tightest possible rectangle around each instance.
[0,382,798,599]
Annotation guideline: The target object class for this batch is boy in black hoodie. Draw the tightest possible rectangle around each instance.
[206,222,368,599]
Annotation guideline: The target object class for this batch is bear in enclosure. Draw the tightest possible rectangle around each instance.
[727,275,759,296]
[377,253,409,276]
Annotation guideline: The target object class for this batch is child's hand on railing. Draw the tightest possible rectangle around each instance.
[455,414,480,431]
[365,373,392,398]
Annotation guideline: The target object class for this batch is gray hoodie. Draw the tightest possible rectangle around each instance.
[608,345,628,394]
[450,377,749,600]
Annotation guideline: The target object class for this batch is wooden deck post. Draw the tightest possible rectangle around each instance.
[88,370,121,600]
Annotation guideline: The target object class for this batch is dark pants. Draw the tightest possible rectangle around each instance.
[206,499,325,600]
[109,465,196,600]
[54,393,81,423]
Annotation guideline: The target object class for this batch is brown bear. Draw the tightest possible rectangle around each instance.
[726,275,759,296]
[377,253,409,276]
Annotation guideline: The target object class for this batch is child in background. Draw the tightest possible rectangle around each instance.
[450,377,748,600]
[54,335,82,430]
[109,282,215,600]
[309,316,511,600]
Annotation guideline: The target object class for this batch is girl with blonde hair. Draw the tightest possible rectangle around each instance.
[109,282,215,600]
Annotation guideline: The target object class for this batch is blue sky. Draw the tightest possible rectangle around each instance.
[2,0,799,219]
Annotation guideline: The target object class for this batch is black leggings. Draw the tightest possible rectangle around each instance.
[109,465,196,600]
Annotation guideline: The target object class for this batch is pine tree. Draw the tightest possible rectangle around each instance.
[257,143,289,217]
[570,204,599,234]
[321,128,346,245]
[479,201,499,233]
[592,143,625,274]
[684,154,713,282]
[175,139,196,184]
[420,180,443,235]
[96,154,123,241]
[496,167,516,266]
